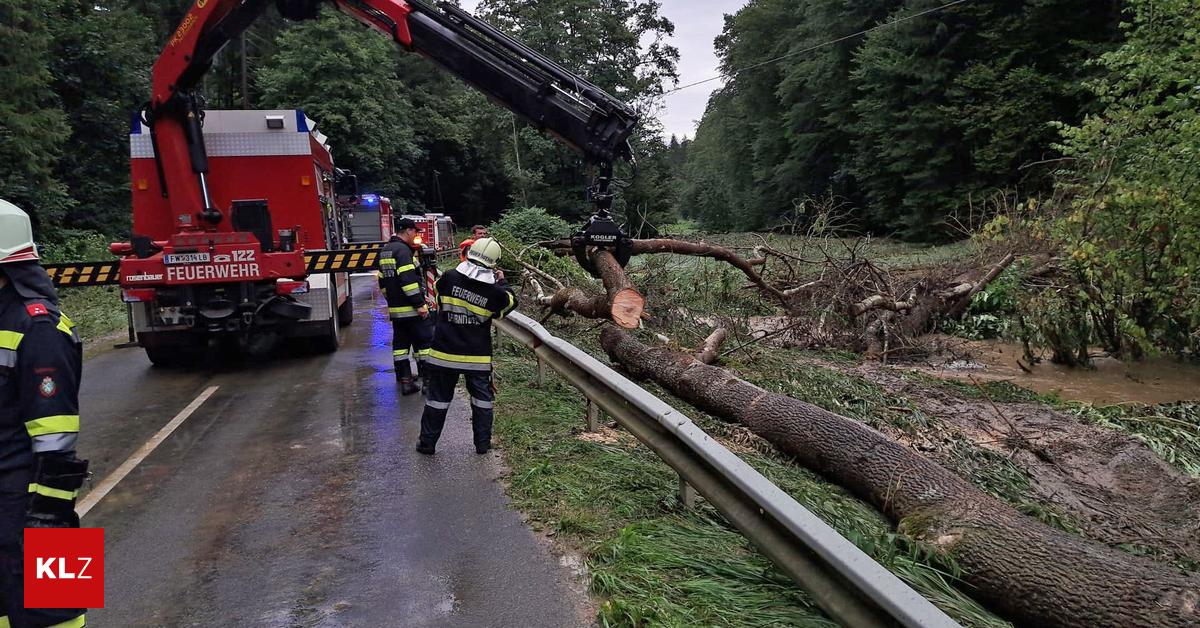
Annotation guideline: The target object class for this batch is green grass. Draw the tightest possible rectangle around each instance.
[59,285,126,342]
[491,337,1010,628]
[43,232,127,343]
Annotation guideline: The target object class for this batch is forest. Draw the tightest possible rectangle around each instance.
[1,0,1196,357]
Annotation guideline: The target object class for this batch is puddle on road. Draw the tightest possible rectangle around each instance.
[920,338,1200,405]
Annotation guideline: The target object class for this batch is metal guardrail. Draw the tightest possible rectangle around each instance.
[495,311,961,628]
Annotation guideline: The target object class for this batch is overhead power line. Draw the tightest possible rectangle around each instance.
[662,0,976,96]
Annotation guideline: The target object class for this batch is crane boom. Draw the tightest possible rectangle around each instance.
[146,0,639,232]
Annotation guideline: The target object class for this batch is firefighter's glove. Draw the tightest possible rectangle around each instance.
[26,453,89,529]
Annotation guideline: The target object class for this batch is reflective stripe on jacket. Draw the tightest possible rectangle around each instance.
[0,284,82,491]
[429,269,517,371]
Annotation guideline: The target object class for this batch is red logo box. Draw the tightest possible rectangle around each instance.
[24,528,104,608]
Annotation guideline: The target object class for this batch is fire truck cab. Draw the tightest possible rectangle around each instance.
[124,109,350,363]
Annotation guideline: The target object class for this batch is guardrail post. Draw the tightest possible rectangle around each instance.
[535,357,546,388]
[679,476,697,509]
[585,399,600,432]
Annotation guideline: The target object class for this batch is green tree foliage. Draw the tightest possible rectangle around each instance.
[1043,0,1200,358]
[679,0,1121,239]
[257,10,422,200]
[851,0,1118,239]
[0,0,74,234]
[3,0,677,247]
[491,206,572,244]
[477,0,679,222]
[49,0,156,235]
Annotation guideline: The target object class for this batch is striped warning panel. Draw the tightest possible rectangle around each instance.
[341,241,387,251]
[44,261,121,288]
[304,249,381,274]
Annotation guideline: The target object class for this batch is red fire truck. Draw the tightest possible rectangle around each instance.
[87,0,640,366]
[117,110,351,363]
[403,213,456,252]
[342,193,395,243]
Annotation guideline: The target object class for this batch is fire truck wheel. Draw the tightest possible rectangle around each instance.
[312,300,341,354]
[337,289,353,327]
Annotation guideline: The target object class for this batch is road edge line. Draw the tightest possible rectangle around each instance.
[77,385,220,519]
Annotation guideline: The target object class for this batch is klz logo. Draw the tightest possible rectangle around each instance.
[36,557,94,579]
[24,528,104,608]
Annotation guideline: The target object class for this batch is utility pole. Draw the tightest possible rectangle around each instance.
[433,169,445,210]
[240,33,250,109]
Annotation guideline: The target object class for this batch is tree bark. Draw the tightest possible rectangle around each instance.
[600,326,1200,628]
[695,327,728,364]
[593,249,644,329]
[944,253,1015,318]
[542,250,644,329]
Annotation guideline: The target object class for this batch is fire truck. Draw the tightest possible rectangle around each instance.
[402,214,456,252]
[48,0,639,366]
[118,109,352,363]
[341,193,395,243]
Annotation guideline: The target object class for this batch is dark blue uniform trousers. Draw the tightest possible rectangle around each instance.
[417,366,494,452]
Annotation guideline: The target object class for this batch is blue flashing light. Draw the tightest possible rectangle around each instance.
[361,194,380,207]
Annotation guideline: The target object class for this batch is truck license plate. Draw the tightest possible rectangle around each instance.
[164,252,211,264]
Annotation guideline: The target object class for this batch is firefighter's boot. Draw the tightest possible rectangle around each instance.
[398,360,420,395]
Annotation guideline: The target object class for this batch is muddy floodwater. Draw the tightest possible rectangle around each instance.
[920,338,1200,405]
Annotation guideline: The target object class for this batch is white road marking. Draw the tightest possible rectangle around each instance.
[77,385,220,519]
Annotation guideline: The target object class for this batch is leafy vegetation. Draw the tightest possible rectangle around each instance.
[491,206,573,245]
[676,0,1121,239]
[42,232,126,342]
[1034,0,1200,360]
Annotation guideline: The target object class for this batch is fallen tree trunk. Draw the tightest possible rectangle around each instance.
[600,326,1200,628]
[695,327,727,364]
[542,250,644,329]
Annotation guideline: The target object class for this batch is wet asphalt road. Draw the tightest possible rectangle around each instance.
[75,278,589,627]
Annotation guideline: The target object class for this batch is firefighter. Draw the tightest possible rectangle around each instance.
[0,200,88,628]
[379,218,432,395]
[417,238,517,455]
[457,224,489,262]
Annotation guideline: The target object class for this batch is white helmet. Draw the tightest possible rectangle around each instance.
[466,237,502,269]
[0,199,38,264]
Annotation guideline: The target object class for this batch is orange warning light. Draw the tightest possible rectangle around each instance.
[136,179,149,191]
[301,175,312,186]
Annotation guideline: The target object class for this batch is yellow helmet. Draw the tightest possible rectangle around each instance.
[0,199,38,264]
[466,237,502,269]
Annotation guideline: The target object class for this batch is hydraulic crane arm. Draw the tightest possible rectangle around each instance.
[147,0,640,232]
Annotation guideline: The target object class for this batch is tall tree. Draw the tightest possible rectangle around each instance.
[257,10,422,200]
[850,0,1119,239]
[0,0,74,236]
[476,0,679,222]
[49,0,157,236]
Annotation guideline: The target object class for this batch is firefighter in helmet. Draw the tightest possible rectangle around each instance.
[417,238,517,455]
[379,218,433,395]
[0,200,89,628]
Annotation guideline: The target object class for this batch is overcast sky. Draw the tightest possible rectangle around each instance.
[458,0,748,141]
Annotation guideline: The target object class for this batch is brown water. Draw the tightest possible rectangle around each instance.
[919,338,1200,405]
